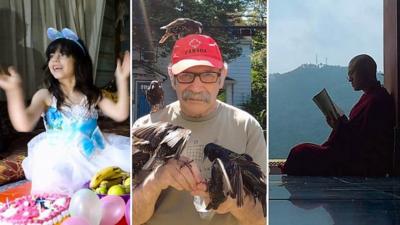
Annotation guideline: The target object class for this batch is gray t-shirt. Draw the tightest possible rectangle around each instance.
[133,100,266,225]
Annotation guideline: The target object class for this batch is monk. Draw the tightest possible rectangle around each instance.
[283,54,395,176]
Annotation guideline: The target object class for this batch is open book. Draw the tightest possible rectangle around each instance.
[312,88,344,120]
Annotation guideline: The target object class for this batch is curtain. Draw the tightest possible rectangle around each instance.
[0,0,105,99]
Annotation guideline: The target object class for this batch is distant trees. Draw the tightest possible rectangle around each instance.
[242,30,266,129]
[133,0,255,61]
[240,0,266,129]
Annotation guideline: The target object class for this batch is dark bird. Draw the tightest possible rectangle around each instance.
[159,18,203,44]
[146,80,164,113]
[203,143,266,217]
[132,122,191,186]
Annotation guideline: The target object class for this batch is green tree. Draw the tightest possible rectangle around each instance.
[240,0,266,129]
[242,29,266,129]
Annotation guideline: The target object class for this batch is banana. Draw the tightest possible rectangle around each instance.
[101,177,124,189]
[90,166,123,189]
[109,177,124,187]
[107,172,127,180]
[99,180,109,188]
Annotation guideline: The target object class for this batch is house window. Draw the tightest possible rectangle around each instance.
[269,0,383,159]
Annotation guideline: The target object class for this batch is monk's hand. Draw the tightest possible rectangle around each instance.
[326,112,338,129]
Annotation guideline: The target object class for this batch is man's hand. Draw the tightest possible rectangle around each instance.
[190,190,265,225]
[153,157,205,192]
[133,157,207,225]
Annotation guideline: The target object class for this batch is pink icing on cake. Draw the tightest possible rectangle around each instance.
[0,194,70,225]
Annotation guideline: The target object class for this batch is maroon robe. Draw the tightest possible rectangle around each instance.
[283,85,394,176]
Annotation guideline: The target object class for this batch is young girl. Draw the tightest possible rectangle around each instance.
[0,28,130,195]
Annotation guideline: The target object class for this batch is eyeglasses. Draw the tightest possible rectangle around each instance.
[175,72,221,83]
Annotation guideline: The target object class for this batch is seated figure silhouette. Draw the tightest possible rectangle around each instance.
[283,54,395,176]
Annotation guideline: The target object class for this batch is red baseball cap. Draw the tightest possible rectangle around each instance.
[170,34,224,74]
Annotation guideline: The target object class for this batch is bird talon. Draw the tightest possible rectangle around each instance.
[179,159,193,169]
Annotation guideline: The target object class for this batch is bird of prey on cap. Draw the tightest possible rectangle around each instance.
[159,18,203,44]
[146,80,164,113]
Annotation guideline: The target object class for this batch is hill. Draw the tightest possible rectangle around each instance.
[269,63,374,158]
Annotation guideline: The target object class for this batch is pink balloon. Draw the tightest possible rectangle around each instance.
[125,199,131,224]
[62,216,91,225]
[100,195,126,225]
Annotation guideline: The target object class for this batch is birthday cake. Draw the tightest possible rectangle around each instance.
[0,194,70,225]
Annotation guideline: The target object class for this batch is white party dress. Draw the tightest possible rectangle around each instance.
[22,96,130,195]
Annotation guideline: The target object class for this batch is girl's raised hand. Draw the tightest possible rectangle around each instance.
[115,51,130,80]
[0,66,22,92]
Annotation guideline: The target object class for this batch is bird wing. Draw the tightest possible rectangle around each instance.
[215,158,233,195]
[226,160,244,207]
[236,159,265,182]
[132,150,152,186]
[159,18,203,43]
[132,123,163,152]
[160,128,191,159]
[206,158,232,210]
[142,125,191,169]
[235,158,266,217]
[206,160,229,210]
[159,33,174,44]
[132,122,175,146]
[132,122,160,140]
[132,150,150,173]
[160,18,187,30]
[132,137,152,152]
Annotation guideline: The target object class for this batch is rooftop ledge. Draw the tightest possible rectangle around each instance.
[269,159,286,175]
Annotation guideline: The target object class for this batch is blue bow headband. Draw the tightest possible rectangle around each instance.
[47,27,85,53]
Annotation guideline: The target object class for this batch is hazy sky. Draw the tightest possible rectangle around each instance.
[269,0,383,74]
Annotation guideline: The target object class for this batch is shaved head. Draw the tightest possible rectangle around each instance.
[349,54,377,80]
[348,54,378,91]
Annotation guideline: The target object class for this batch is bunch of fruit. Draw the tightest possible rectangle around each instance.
[89,166,131,195]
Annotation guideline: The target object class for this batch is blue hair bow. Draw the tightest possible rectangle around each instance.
[47,27,85,53]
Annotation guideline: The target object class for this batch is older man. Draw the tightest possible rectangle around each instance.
[283,54,395,176]
[133,34,266,225]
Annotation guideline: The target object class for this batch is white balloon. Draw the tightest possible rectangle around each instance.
[69,189,103,225]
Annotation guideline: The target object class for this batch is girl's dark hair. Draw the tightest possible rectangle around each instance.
[44,38,102,109]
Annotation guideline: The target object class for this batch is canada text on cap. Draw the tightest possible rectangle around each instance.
[170,34,224,74]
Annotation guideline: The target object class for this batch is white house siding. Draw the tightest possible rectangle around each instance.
[224,82,234,105]
[154,56,177,105]
[227,39,252,108]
